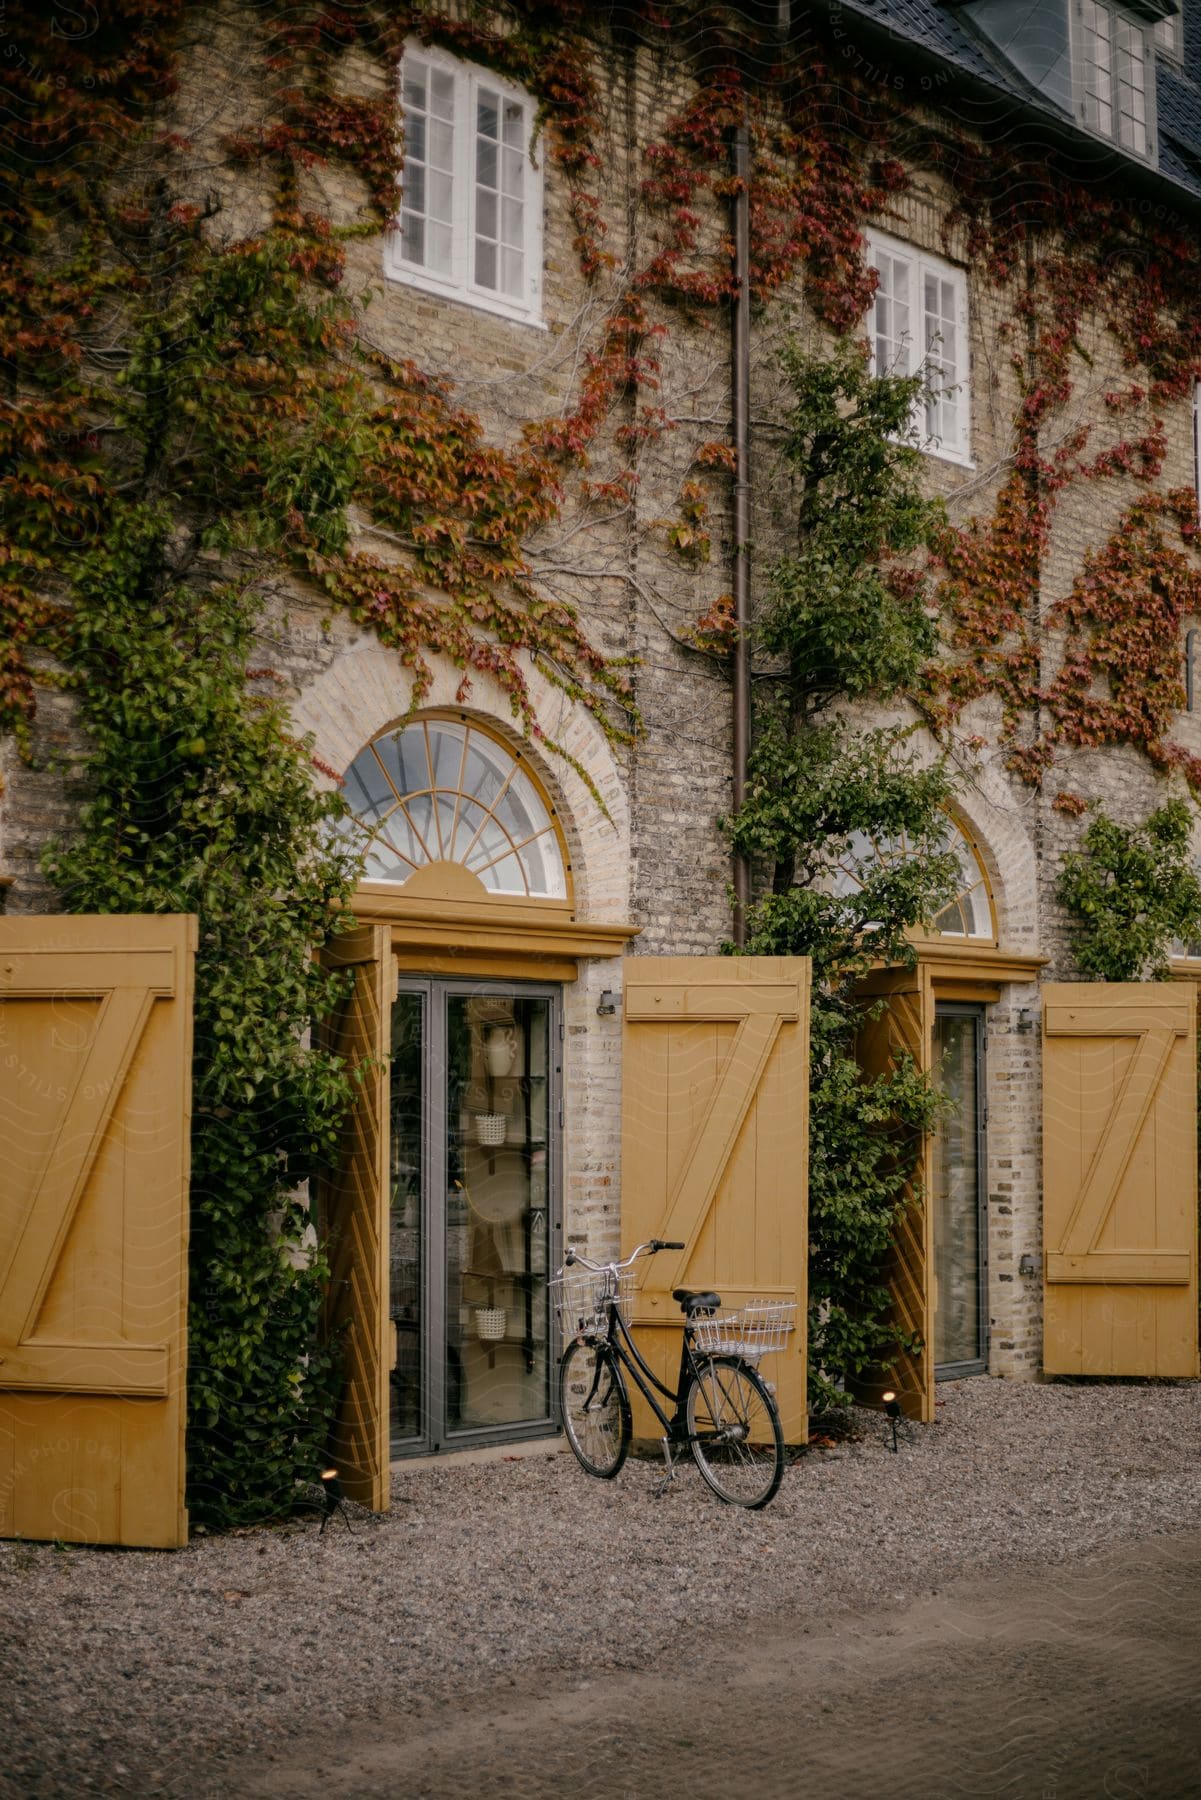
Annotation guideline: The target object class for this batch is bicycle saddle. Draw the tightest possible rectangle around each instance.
[672,1288,721,1316]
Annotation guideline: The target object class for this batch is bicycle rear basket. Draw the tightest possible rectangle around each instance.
[552,1264,636,1340]
[690,1300,795,1361]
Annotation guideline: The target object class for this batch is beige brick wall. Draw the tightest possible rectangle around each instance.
[4,13,1199,1381]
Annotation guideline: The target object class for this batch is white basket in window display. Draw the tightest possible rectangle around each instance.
[475,1307,506,1342]
[475,1112,507,1146]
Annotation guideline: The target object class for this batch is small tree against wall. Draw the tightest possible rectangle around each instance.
[728,338,960,1411]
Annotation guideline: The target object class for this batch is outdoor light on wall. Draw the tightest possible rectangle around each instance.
[1015,1007,1033,1034]
[596,989,616,1017]
[320,1467,353,1535]
[1019,1253,1037,1277]
[882,1391,902,1454]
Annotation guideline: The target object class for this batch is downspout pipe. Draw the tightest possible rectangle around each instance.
[731,115,752,948]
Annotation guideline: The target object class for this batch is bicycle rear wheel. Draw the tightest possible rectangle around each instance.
[559,1340,631,1479]
[686,1355,785,1509]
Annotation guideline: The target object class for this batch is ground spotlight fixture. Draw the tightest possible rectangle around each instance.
[320,1466,353,1535]
[883,1391,902,1454]
[596,988,616,1017]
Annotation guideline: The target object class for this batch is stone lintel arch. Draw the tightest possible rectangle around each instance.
[289,644,631,925]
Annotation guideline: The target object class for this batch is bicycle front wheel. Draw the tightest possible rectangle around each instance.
[686,1355,785,1509]
[559,1339,631,1479]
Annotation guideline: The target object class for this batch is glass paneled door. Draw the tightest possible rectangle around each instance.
[932,1005,988,1377]
[389,978,559,1456]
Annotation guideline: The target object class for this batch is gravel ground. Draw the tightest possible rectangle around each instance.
[2,1377,1200,1798]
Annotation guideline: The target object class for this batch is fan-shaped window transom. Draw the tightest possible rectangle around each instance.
[831,819,994,941]
[342,718,567,899]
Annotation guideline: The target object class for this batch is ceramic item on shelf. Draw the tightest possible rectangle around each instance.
[475,1307,506,1342]
[484,1024,517,1078]
[465,1175,524,1225]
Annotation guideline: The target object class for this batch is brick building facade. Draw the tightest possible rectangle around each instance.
[3,0,1200,1468]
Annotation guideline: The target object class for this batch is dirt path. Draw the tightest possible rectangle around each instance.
[232,1528,1201,1800]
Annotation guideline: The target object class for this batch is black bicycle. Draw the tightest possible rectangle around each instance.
[553,1239,791,1509]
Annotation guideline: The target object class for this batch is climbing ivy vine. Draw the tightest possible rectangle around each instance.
[42,505,361,1526]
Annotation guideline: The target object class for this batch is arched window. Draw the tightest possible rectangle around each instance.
[341,717,567,899]
[831,817,994,941]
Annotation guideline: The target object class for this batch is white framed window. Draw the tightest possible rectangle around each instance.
[1073,1,1157,161]
[1154,7,1184,65]
[864,230,972,466]
[386,45,544,327]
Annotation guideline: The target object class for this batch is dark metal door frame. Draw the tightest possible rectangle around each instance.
[933,1002,989,1380]
[392,975,562,1458]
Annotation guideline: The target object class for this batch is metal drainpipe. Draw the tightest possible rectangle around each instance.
[731,115,752,948]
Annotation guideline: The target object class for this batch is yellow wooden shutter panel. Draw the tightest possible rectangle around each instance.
[620,956,810,1444]
[852,972,935,1423]
[314,925,391,1509]
[0,916,195,1548]
[1043,982,1199,1377]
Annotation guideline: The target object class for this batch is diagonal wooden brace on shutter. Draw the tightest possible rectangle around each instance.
[1042,983,1198,1377]
[621,956,810,1444]
[0,917,195,1548]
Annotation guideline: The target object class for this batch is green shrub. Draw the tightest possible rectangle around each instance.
[1056,799,1201,980]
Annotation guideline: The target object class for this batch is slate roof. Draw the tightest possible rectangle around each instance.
[818,0,1201,203]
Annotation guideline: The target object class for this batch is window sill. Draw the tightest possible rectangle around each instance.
[888,431,975,472]
[920,442,975,472]
[383,256,547,331]
[1073,115,1158,169]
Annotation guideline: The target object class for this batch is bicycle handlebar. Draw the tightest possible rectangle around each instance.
[564,1238,685,1271]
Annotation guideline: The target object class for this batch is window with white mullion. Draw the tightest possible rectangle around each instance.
[1155,11,1184,64]
[866,231,971,466]
[1074,0,1156,162]
[1080,0,1116,137]
[390,45,543,324]
[1115,17,1148,156]
[400,57,456,281]
[473,85,529,302]
[872,251,913,379]
[923,271,960,449]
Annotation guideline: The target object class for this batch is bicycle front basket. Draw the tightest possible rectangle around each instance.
[551,1264,635,1340]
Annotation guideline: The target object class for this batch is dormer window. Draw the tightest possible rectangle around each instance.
[1155,7,1185,63]
[1073,1,1157,160]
